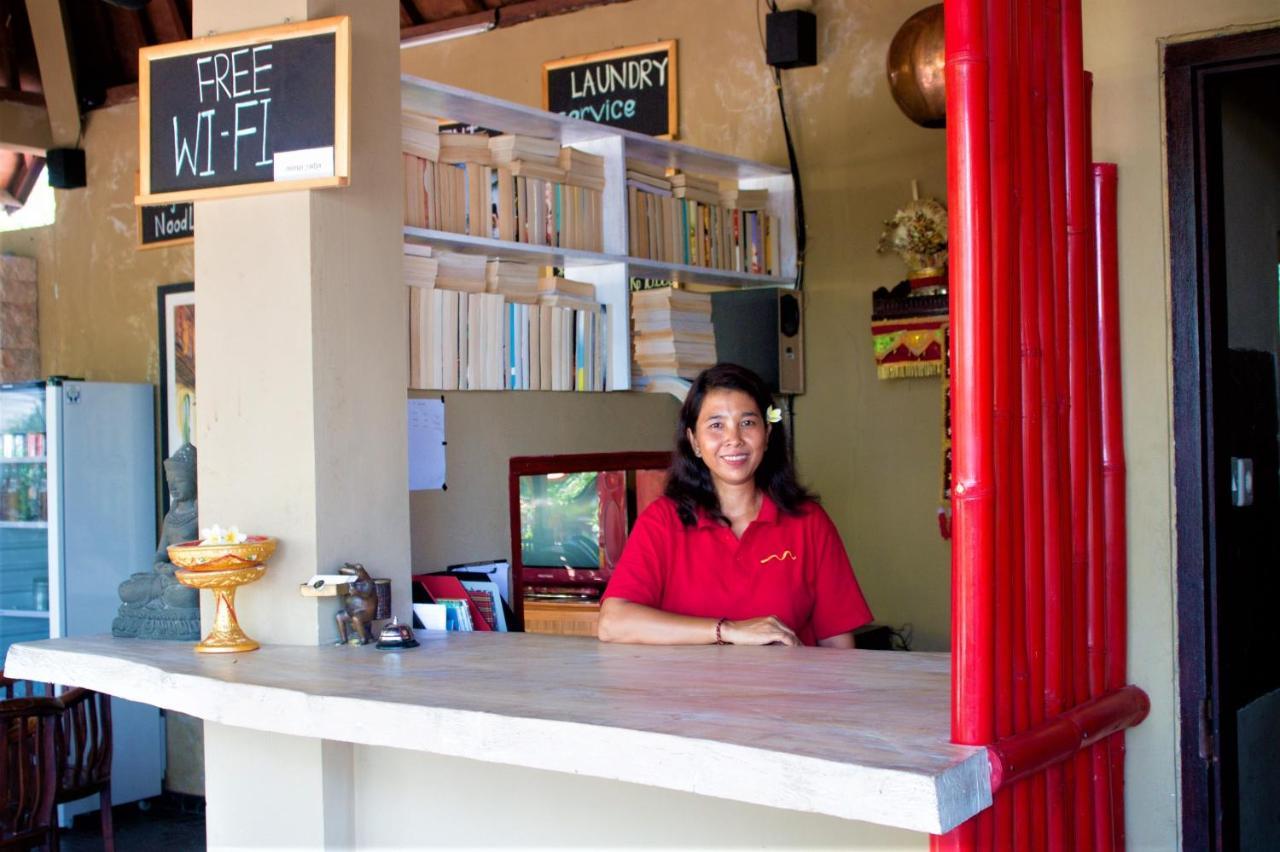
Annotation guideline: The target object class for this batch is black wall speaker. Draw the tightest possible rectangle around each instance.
[766,10,818,70]
[710,289,805,394]
[46,149,86,189]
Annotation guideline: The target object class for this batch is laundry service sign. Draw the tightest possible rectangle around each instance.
[543,41,677,138]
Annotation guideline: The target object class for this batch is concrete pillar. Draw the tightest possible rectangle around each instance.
[190,1,404,846]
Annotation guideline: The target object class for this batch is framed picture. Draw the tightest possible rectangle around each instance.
[157,283,195,468]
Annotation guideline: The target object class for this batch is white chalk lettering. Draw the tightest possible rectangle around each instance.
[566,56,668,104]
[653,56,669,85]
[230,48,251,97]
[252,45,273,93]
[232,99,259,170]
[195,57,216,103]
[172,110,215,177]
[256,98,272,166]
[212,53,232,100]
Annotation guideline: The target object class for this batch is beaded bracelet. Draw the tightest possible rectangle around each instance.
[715,617,730,645]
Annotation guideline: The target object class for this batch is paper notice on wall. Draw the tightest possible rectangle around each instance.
[408,397,446,491]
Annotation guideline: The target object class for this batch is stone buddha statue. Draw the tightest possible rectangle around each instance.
[113,443,201,640]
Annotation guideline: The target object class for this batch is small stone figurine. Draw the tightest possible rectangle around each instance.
[335,563,379,645]
[113,443,201,640]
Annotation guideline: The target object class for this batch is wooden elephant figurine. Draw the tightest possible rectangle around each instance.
[335,563,379,645]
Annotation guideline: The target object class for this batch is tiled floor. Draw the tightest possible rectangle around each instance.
[61,796,205,852]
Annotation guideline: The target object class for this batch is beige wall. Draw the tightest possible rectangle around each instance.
[401,0,954,653]
[1082,2,1279,850]
[0,102,192,384]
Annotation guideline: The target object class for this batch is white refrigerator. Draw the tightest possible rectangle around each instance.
[0,379,164,822]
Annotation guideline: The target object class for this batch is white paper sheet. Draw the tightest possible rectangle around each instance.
[407,398,446,491]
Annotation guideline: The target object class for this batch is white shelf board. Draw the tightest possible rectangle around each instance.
[0,521,48,529]
[0,609,50,619]
[625,258,796,289]
[0,457,46,465]
[400,74,788,181]
[403,227,619,268]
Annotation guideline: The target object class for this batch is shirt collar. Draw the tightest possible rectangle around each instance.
[695,493,779,528]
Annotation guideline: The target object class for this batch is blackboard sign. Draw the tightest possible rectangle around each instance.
[138,202,195,249]
[543,41,677,138]
[137,16,350,203]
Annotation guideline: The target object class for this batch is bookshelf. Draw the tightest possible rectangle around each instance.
[401,74,797,391]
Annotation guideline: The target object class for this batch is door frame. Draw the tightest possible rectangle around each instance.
[1164,25,1280,852]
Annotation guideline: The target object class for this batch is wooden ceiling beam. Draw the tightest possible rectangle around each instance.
[23,0,78,146]
[104,6,148,83]
[146,0,190,45]
[495,0,632,28]
[401,9,496,43]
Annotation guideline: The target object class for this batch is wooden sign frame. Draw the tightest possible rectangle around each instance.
[136,202,194,250]
[542,40,678,140]
[137,15,351,204]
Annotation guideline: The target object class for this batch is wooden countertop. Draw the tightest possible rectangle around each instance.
[4,634,990,834]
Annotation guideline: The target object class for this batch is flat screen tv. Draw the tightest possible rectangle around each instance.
[508,452,669,629]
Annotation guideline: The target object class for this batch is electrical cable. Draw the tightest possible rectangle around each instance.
[756,0,806,292]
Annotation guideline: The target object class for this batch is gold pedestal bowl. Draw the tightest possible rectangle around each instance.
[169,537,277,653]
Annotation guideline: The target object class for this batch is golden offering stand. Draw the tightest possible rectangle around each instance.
[169,537,277,654]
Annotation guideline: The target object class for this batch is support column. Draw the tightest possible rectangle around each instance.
[190,1,404,847]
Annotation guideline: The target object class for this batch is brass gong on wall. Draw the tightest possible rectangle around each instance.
[886,4,946,128]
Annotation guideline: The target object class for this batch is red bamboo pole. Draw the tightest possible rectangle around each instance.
[1034,0,1071,844]
[988,685,1150,792]
[988,0,1017,844]
[1058,0,1097,845]
[1080,69,1115,852]
[1020,0,1049,845]
[1005,2,1032,845]
[935,0,996,845]
[1093,161,1127,850]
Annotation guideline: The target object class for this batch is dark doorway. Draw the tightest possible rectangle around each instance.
[1167,27,1280,852]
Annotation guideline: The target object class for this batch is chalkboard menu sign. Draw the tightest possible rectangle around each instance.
[137,16,350,203]
[543,41,678,139]
[138,202,195,248]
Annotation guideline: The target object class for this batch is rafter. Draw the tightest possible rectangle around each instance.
[23,0,78,146]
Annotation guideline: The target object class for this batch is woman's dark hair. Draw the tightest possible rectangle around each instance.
[664,362,816,526]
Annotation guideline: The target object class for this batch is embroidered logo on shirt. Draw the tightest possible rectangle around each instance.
[760,550,797,564]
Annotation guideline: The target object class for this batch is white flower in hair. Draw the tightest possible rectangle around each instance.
[766,405,782,424]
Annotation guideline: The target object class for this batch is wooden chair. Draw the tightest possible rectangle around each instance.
[0,697,61,851]
[50,689,112,852]
[0,676,114,852]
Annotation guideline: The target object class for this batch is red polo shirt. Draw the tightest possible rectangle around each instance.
[603,495,873,646]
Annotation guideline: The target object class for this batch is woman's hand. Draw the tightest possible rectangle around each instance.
[722,616,800,647]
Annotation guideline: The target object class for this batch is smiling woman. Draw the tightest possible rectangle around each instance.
[597,363,873,648]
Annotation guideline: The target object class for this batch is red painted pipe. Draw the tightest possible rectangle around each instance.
[987,0,1017,844]
[1093,161,1127,850]
[988,685,1151,792]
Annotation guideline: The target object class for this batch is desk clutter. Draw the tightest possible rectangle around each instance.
[412,562,512,633]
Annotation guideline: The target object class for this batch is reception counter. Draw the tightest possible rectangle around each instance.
[5,633,990,846]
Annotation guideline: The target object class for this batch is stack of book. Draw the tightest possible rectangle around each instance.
[407,260,607,392]
[485,259,540,302]
[630,287,717,385]
[402,112,440,230]
[626,160,782,275]
[400,113,606,253]
[492,137,606,251]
